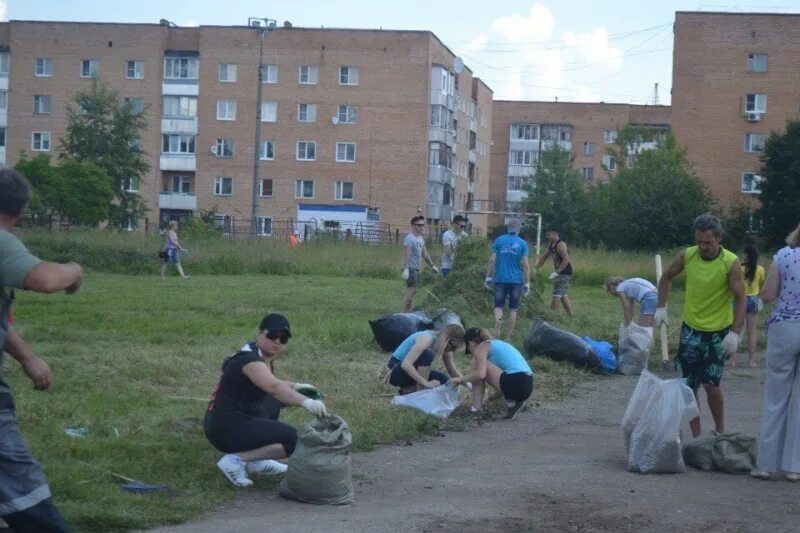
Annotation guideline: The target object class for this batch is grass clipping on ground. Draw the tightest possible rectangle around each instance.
[417,236,545,324]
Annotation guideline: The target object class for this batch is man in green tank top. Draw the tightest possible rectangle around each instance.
[654,214,746,436]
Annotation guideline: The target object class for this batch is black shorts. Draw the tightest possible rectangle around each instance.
[499,372,533,402]
[387,349,449,388]
[204,396,297,456]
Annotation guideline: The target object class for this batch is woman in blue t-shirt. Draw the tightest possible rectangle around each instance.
[450,327,533,420]
[386,324,465,394]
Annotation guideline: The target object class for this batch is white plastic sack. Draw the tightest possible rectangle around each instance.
[621,370,661,452]
[391,385,461,418]
[628,378,699,474]
[618,323,653,376]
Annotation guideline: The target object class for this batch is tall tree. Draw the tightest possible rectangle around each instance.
[604,124,664,173]
[757,119,800,249]
[522,144,588,243]
[60,78,149,228]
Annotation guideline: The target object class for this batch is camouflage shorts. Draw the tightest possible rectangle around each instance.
[676,323,730,389]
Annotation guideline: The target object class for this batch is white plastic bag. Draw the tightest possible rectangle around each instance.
[618,322,653,375]
[628,378,699,474]
[391,385,461,418]
[621,370,661,452]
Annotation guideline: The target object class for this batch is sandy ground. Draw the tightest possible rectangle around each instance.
[156,361,800,533]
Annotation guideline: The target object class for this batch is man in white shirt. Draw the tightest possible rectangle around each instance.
[441,215,467,276]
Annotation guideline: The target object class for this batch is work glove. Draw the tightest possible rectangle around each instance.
[522,283,531,297]
[402,268,409,280]
[653,307,669,328]
[755,297,764,313]
[548,271,558,281]
[431,266,440,275]
[293,383,321,399]
[721,331,740,359]
[302,398,328,418]
[484,276,494,290]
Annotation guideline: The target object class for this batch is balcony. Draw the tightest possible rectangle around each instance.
[428,127,455,147]
[161,117,198,135]
[160,154,196,171]
[158,192,197,210]
[162,82,199,96]
[541,140,571,151]
[506,190,528,204]
[507,165,535,178]
[468,150,476,163]
[509,138,539,152]
[427,165,454,185]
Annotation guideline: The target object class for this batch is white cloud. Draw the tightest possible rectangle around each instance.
[466,35,488,52]
[0,2,7,22]
[491,2,554,43]
[563,27,622,68]
[576,86,598,102]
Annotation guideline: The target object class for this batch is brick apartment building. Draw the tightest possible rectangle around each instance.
[489,101,670,226]
[671,11,800,215]
[0,20,492,236]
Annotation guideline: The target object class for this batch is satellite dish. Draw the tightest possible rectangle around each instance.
[331,116,339,125]
[453,57,464,74]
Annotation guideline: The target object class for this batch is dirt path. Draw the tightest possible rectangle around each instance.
[157,365,800,533]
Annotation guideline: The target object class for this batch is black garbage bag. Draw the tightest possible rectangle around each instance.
[369,312,433,352]
[523,319,603,371]
[429,308,464,331]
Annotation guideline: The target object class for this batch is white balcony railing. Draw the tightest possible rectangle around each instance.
[158,193,197,210]
[159,154,196,171]
[161,117,198,135]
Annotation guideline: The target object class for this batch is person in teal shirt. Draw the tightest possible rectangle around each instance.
[385,325,465,394]
[485,218,531,340]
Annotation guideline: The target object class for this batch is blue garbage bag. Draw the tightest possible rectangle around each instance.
[583,336,617,372]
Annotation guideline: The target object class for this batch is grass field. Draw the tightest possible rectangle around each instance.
[6,233,767,531]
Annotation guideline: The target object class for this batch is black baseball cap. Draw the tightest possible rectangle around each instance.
[259,313,292,338]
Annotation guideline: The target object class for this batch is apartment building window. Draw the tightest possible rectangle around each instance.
[0,128,5,147]
[0,91,7,111]
[747,53,768,73]
[162,134,196,154]
[603,130,618,144]
[35,58,53,77]
[261,101,277,122]
[214,138,234,158]
[215,215,232,234]
[742,172,762,194]
[297,103,317,123]
[335,181,354,200]
[214,176,233,196]
[296,141,316,161]
[171,175,193,194]
[259,179,273,197]
[217,100,237,121]
[336,142,356,162]
[582,167,594,181]
[81,60,99,78]
[0,53,8,76]
[260,140,275,160]
[469,131,477,150]
[126,61,144,79]
[299,65,319,84]
[511,124,538,140]
[162,96,197,118]
[262,64,277,84]
[125,97,144,115]
[602,155,616,171]
[430,105,453,129]
[257,216,273,236]
[507,176,526,191]
[32,132,51,151]
[339,66,359,85]
[509,150,534,166]
[584,142,594,156]
[428,142,452,168]
[745,94,767,114]
[744,133,766,153]
[338,105,357,124]
[123,177,140,193]
[219,63,237,82]
[164,57,199,80]
[295,180,315,198]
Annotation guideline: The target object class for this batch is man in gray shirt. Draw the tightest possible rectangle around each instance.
[401,215,438,312]
[1,169,83,532]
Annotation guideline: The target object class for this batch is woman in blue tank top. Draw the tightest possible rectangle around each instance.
[385,324,466,394]
[450,327,533,419]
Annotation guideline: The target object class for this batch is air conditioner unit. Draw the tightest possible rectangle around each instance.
[746,112,761,122]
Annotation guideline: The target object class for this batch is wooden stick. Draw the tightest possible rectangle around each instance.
[655,254,669,365]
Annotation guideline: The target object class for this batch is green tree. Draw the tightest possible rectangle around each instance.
[757,119,800,249]
[522,144,588,243]
[588,132,713,250]
[603,124,664,173]
[15,153,114,227]
[60,77,149,228]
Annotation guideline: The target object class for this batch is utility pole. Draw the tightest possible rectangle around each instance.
[248,17,277,237]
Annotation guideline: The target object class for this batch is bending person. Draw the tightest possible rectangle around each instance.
[603,276,658,327]
[204,313,328,488]
[386,324,465,394]
[450,328,533,420]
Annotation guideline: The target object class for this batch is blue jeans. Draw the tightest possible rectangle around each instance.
[639,292,658,315]
[494,282,522,310]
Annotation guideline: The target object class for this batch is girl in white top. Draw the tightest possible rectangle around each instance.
[603,276,658,327]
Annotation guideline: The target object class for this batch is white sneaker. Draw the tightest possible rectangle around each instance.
[750,469,770,480]
[217,454,253,487]
[247,459,288,475]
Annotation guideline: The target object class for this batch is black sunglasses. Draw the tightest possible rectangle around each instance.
[414,223,425,227]
[266,331,290,344]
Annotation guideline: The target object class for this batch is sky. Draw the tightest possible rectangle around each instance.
[5,0,799,104]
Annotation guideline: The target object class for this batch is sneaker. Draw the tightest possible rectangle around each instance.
[750,469,770,480]
[217,454,253,487]
[504,400,526,420]
[247,459,288,476]
[787,472,800,482]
